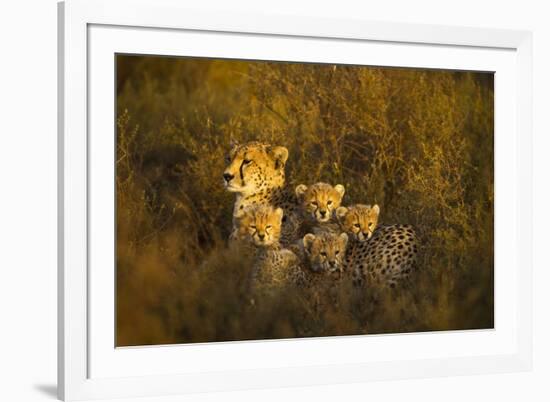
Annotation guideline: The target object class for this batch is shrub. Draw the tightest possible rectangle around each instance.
[116,56,494,346]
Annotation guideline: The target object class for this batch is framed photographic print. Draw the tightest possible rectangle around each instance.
[58,0,533,400]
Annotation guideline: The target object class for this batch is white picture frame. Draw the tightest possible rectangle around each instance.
[58,0,533,400]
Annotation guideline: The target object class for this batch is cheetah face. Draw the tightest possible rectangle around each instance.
[336,204,380,242]
[295,183,345,223]
[223,141,288,195]
[303,232,348,273]
[235,204,283,247]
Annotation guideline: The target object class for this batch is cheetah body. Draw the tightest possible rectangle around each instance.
[336,204,419,287]
[250,245,303,293]
[298,232,349,308]
[232,204,302,293]
[346,224,419,288]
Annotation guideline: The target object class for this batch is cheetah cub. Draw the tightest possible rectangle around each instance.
[302,232,349,275]
[295,182,346,235]
[234,204,302,294]
[299,231,350,309]
[336,204,380,242]
[336,204,419,288]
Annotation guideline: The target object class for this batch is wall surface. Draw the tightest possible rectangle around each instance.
[0,0,548,401]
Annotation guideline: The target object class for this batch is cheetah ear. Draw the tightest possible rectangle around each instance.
[372,204,380,216]
[274,207,284,222]
[295,184,308,199]
[268,146,289,169]
[303,233,316,252]
[339,232,349,246]
[334,184,345,198]
[335,206,348,220]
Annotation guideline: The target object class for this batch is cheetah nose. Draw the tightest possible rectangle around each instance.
[319,210,327,217]
[258,233,265,241]
[223,173,234,183]
[329,261,336,267]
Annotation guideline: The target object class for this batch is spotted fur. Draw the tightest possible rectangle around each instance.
[295,182,345,224]
[336,204,380,242]
[302,232,348,275]
[223,141,301,246]
[233,204,302,294]
[337,205,419,287]
[296,232,350,309]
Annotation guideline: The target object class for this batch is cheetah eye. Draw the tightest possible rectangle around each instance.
[335,250,340,255]
[327,200,333,205]
[265,225,272,229]
[249,225,256,229]
[320,252,327,257]
[311,202,318,206]
[243,159,252,164]
[354,223,361,228]
[368,223,373,228]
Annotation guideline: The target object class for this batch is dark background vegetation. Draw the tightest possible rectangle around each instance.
[116,55,494,346]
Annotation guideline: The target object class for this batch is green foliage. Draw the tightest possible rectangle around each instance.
[116,55,494,346]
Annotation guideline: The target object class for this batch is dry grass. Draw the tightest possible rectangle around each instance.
[116,55,494,346]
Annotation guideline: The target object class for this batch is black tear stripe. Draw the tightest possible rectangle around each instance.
[239,158,246,185]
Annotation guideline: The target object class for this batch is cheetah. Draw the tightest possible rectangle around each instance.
[336,204,380,242]
[223,141,301,246]
[295,182,346,236]
[336,204,419,288]
[233,204,302,294]
[298,231,349,309]
[301,232,348,275]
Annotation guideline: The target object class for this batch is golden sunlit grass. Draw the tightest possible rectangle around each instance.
[116,56,494,346]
